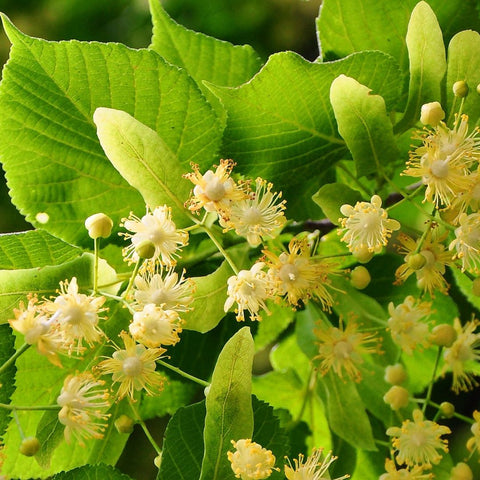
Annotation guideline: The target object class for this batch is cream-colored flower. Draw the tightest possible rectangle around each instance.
[224,262,273,322]
[379,458,432,480]
[227,438,277,480]
[121,206,188,267]
[404,114,480,208]
[132,266,195,312]
[395,231,452,295]
[466,411,480,458]
[223,178,286,246]
[9,295,65,367]
[44,277,106,354]
[97,331,166,399]
[285,448,349,480]
[314,318,381,382]
[264,238,336,310]
[386,409,451,468]
[442,318,480,393]
[129,303,183,348]
[339,195,400,254]
[184,159,249,216]
[450,213,480,273]
[387,296,432,355]
[57,373,110,445]
[450,462,473,480]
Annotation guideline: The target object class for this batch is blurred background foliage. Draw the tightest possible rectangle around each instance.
[0,0,322,234]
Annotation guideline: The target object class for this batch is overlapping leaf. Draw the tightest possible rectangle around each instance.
[0,16,222,246]
[208,51,402,220]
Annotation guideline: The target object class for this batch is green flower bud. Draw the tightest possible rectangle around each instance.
[431,323,457,347]
[439,401,455,418]
[85,213,113,239]
[472,277,480,296]
[135,240,156,259]
[420,101,445,126]
[453,80,469,98]
[352,245,373,264]
[406,253,426,271]
[19,436,40,456]
[154,453,163,469]
[450,462,473,480]
[384,363,407,385]
[383,385,409,410]
[350,266,371,290]
[115,414,135,434]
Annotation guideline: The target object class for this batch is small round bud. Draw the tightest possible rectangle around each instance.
[439,401,455,418]
[204,384,211,397]
[431,323,457,347]
[384,364,407,385]
[19,437,40,456]
[450,462,473,480]
[154,453,162,469]
[473,277,480,296]
[350,266,371,290]
[352,245,374,264]
[406,253,426,271]
[420,101,445,126]
[85,213,113,239]
[453,81,469,98]
[115,414,135,434]
[383,385,409,410]
[135,240,156,259]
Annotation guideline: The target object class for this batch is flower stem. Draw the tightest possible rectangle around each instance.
[122,258,142,299]
[422,346,442,415]
[156,359,209,387]
[0,403,60,411]
[129,399,162,455]
[201,225,239,275]
[93,237,99,294]
[0,343,31,376]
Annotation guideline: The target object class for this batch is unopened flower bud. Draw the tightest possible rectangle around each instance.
[453,81,469,98]
[383,385,409,410]
[384,364,407,385]
[350,266,371,290]
[431,323,457,347]
[85,213,113,239]
[19,437,40,456]
[135,240,156,259]
[420,101,445,126]
[115,414,135,434]
[477,84,480,95]
[352,245,373,264]
[439,401,455,418]
[204,384,211,397]
[406,253,426,271]
[451,462,473,480]
[472,277,480,296]
[154,453,162,469]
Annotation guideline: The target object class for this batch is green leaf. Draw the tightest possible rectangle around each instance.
[446,30,480,124]
[0,16,222,246]
[396,1,446,132]
[313,183,363,225]
[182,259,233,333]
[52,464,133,479]
[208,51,402,220]
[317,0,417,69]
[0,230,82,269]
[149,0,262,108]
[200,327,254,480]
[93,108,191,225]
[157,401,206,480]
[0,252,117,325]
[254,300,294,352]
[316,371,376,451]
[0,324,16,438]
[330,75,399,177]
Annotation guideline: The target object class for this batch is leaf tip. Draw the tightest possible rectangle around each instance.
[0,13,24,44]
